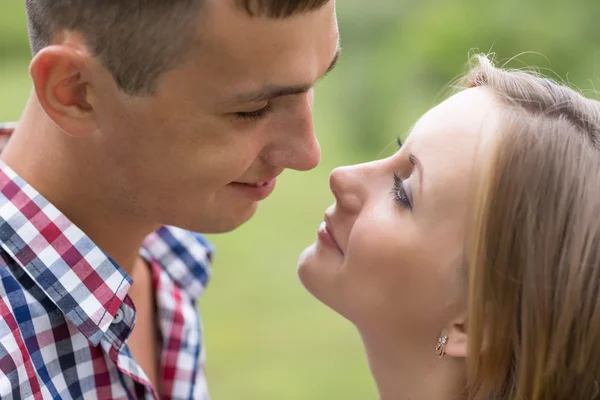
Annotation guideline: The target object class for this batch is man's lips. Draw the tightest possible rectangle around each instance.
[233,180,271,187]
[317,214,343,254]
[228,178,277,201]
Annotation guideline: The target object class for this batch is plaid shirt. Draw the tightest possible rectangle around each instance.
[0,123,213,399]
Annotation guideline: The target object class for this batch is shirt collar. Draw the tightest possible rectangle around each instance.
[0,161,131,346]
[0,123,214,345]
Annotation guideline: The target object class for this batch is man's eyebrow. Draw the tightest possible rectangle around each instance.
[230,85,313,105]
[229,47,342,106]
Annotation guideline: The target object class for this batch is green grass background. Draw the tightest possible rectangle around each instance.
[2,1,600,398]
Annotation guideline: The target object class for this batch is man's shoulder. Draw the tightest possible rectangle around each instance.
[142,226,215,299]
[0,258,49,331]
[0,261,43,398]
[0,123,16,150]
[0,258,29,308]
[0,122,17,133]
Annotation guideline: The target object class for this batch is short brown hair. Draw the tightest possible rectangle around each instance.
[24,0,330,95]
[465,56,600,399]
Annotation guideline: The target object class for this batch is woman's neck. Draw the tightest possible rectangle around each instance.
[359,328,467,400]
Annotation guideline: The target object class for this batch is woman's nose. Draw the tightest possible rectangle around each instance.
[329,164,367,215]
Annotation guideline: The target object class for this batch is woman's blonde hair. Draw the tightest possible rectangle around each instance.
[464,55,600,400]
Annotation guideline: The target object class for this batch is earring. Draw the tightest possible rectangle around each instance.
[436,335,448,358]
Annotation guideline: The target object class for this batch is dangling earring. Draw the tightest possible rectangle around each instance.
[436,335,448,358]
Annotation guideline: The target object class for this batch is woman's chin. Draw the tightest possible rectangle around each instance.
[298,241,341,273]
[297,242,343,304]
[297,242,319,287]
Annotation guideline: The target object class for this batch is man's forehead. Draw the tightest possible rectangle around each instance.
[224,46,340,105]
[190,1,339,102]
[199,0,338,46]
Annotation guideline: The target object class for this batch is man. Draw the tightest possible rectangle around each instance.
[0,0,340,398]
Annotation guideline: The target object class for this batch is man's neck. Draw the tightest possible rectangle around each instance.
[359,327,467,400]
[3,95,158,274]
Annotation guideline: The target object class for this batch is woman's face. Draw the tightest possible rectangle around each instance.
[298,87,498,341]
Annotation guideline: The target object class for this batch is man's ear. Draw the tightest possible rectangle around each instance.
[442,312,469,359]
[29,44,98,137]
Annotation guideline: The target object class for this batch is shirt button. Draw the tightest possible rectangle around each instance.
[112,309,124,324]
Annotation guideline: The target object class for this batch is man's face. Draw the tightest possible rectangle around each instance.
[92,1,339,233]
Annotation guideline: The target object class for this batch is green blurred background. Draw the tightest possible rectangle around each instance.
[1,1,600,399]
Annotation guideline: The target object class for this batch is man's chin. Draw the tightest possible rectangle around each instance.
[179,202,260,234]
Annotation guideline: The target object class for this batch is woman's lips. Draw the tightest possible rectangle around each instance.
[317,216,343,255]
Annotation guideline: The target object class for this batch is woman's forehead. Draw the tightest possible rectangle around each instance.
[403,89,498,209]
[407,88,497,157]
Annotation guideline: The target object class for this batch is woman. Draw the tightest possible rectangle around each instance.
[298,55,600,400]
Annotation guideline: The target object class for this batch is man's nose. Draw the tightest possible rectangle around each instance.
[262,93,321,171]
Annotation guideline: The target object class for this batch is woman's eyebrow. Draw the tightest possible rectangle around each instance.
[409,153,424,195]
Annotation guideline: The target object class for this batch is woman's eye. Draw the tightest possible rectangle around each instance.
[235,103,273,121]
[392,172,412,210]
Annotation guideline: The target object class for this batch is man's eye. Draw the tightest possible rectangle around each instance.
[235,103,273,121]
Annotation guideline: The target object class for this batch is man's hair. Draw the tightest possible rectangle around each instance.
[24,0,330,95]
[464,55,600,399]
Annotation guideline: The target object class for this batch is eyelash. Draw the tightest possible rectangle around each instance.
[235,103,274,121]
[392,172,412,210]
[392,136,412,210]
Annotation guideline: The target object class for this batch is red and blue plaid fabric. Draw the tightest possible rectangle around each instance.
[0,123,213,399]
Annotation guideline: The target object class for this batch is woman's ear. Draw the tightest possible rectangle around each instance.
[441,312,468,358]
